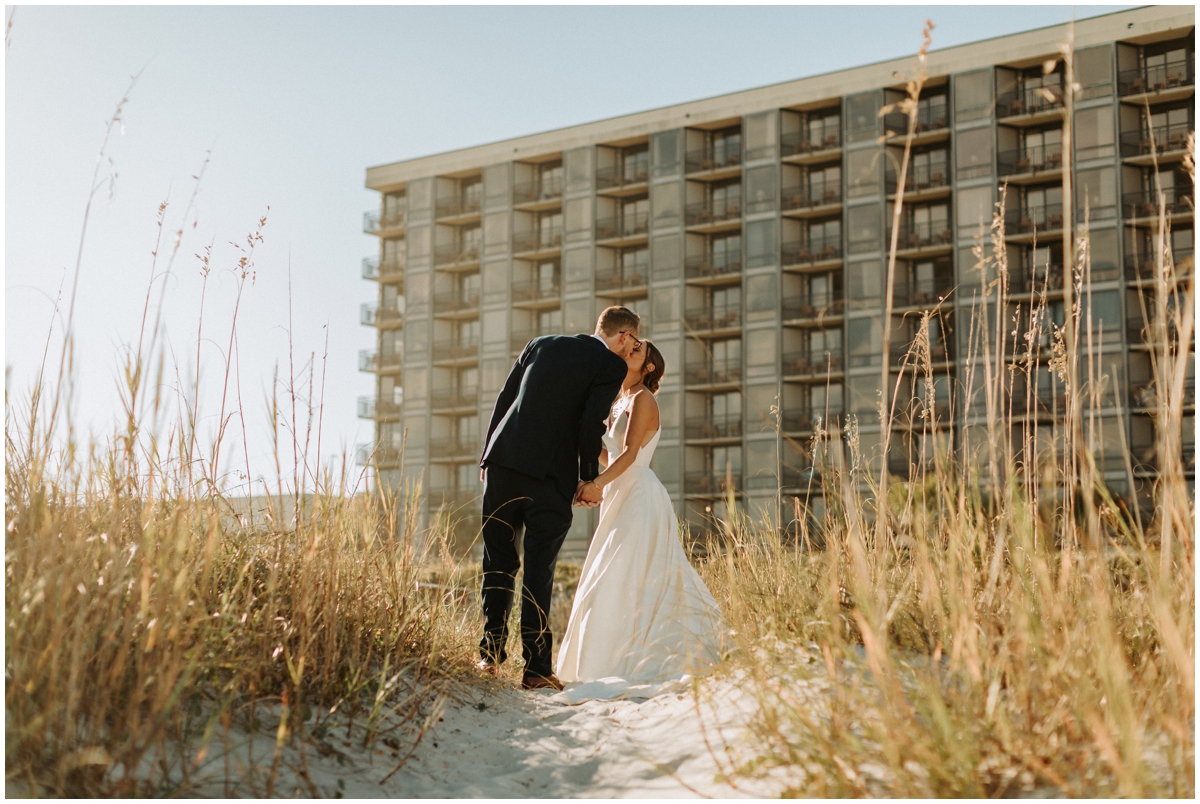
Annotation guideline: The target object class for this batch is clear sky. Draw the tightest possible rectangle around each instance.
[5,3,1134,493]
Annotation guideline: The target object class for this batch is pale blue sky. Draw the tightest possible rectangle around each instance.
[5,4,1133,491]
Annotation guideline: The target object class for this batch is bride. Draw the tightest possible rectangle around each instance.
[555,339,724,702]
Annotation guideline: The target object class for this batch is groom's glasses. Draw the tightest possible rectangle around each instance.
[619,330,642,352]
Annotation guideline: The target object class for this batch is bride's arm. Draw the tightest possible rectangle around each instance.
[591,392,660,491]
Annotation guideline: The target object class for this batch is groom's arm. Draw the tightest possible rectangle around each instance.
[481,340,534,469]
[576,358,627,483]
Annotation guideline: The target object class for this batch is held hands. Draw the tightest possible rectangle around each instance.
[573,479,603,508]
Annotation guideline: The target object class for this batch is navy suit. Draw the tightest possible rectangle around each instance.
[479,334,627,676]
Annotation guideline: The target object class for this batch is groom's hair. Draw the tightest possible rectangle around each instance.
[595,306,640,337]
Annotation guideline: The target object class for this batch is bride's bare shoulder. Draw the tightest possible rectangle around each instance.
[630,387,660,417]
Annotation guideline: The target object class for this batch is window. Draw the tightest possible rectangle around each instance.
[848,317,881,366]
[711,181,742,216]
[1085,290,1122,343]
[848,374,882,415]
[956,186,993,237]
[848,260,882,302]
[954,69,992,122]
[712,233,741,266]
[711,392,741,422]
[1075,106,1114,161]
[652,129,682,177]
[956,127,992,179]
[462,179,482,211]
[808,328,841,362]
[711,338,741,367]
[710,445,742,481]
[845,91,881,142]
[808,109,841,150]
[745,273,776,314]
[712,285,741,315]
[847,148,881,197]
[848,204,881,254]
[808,163,841,202]
[1076,167,1117,221]
[620,247,649,282]
[538,308,562,335]
[456,319,480,346]
[651,181,682,227]
[622,146,650,184]
[461,225,482,257]
[809,382,843,415]
[564,147,593,193]
[745,166,777,214]
[1075,45,1113,98]
[536,260,560,293]
[744,111,777,161]
[621,197,649,236]
[484,164,509,209]
[1087,228,1119,280]
[712,127,741,165]
[538,211,563,246]
[651,234,682,281]
[746,220,776,268]
[539,162,564,198]
[746,329,776,367]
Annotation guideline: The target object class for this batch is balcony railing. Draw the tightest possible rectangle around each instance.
[782,290,844,320]
[684,414,743,440]
[1118,58,1195,96]
[355,442,401,468]
[685,146,742,174]
[430,388,479,410]
[684,304,742,333]
[513,176,564,205]
[997,144,1063,177]
[358,396,402,420]
[511,279,561,304]
[685,198,742,227]
[780,130,841,156]
[882,103,949,136]
[893,277,954,306]
[595,269,648,293]
[1120,121,1194,158]
[1123,185,1194,219]
[891,340,953,365]
[684,472,742,496]
[996,84,1064,118]
[434,194,480,219]
[359,349,402,373]
[433,243,480,267]
[431,338,480,362]
[684,252,742,281]
[361,303,404,327]
[781,406,843,433]
[357,396,374,419]
[363,209,406,235]
[432,287,482,314]
[596,161,649,190]
[1125,246,1194,280]
[596,211,649,241]
[1009,264,1064,295]
[429,438,479,459]
[782,182,842,211]
[782,349,843,377]
[362,256,405,281]
[513,227,564,254]
[782,235,842,267]
[684,357,742,386]
[893,219,953,251]
[1004,203,1064,235]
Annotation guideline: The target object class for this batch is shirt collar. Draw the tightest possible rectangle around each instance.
[590,334,606,345]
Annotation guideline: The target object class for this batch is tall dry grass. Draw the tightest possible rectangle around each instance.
[697,25,1195,797]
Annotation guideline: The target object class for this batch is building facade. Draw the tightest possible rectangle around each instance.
[359,7,1195,556]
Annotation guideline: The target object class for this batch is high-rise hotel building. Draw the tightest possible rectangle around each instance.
[359,7,1194,556]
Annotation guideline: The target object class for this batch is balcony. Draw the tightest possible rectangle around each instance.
[996,85,1065,121]
[781,406,843,433]
[780,130,841,161]
[881,103,949,139]
[1123,185,1195,221]
[684,472,743,497]
[891,339,953,366]
[1118,58,1195,98]
[1009,264,1064,296]
[434,194,481,221]
[684,303,742,335]
[1130,379,1196,411]
[596,160,649,192]
[596,211,649,242]
[431,338,480,364]
[432,287,482,316]
[362,255,405,282]
[1120,121,1194,161]
[893,277,954,307]
[782,182,842,215]
[782,289,844,322]
[363,209,406,236]
[512,227,564,257]
[595,268,648,298]
[1125,246,1194,281]
[997,144,1063,179]
[430,388,479,412]
[355,442,401,469]
[359,349,402,374]
[361,302,404,328]
[358,396,402,420]
[513,176,563,207]
[433,243,481,270]
[782,349,843,379]
[511,279,561,307]
[683,357,742,387]
[685,198,742,230]
[781,235,842,269]
[684,252,742,283]
[1004,203,1064,238]
[685,146,741,177]
[429,438,479,461]
[684,414,743,441]
[892,220,953,255]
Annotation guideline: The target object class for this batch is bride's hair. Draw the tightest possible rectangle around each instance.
[640,340,665,394]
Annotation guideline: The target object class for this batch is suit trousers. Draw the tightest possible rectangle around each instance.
[479,464,574,678]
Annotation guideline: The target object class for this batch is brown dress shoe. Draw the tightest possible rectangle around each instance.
[521,673,564,691]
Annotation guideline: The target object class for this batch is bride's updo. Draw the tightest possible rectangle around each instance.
[640,340,665,394]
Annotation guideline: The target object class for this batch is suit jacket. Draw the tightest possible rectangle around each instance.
[481,334,628,500]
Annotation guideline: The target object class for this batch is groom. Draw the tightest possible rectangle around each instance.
[478,305,641,690]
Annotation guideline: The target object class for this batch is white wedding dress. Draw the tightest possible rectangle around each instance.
[554,397,724,703]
